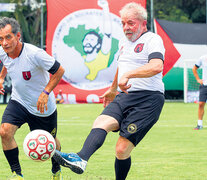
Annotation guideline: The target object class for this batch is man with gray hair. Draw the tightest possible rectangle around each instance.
[0,17,65,179]
[54,2,165,180]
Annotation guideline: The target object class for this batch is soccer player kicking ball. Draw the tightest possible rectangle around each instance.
[53,2,165,180]
[0,17,65,179]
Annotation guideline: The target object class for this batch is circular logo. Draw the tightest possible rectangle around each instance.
[52,9,124,90]
[51,128,56,137]
[30,152,38,160]
[41,153,50,161]
[28,140,37,149]
[47,142,55,152]
[38,135,47,144]
[127,124,137,134]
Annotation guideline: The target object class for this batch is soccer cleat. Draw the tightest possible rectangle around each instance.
[53,150,87,174]
[7,172,24,180]
[194,125,203,130]
[51,170,63,180]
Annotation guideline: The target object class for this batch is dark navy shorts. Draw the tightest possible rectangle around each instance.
[199,85,207,102]
[2,99,58,138]
[101,90,164,146]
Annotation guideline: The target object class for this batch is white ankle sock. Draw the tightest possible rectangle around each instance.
[198,120,203,126]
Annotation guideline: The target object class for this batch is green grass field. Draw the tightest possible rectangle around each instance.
[0,102,206,180]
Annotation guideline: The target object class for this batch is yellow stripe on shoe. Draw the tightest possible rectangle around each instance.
[51,170,63,180]
[7,172,24,180]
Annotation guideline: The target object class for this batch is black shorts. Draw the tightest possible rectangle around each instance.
[2,99,58,138]
[199,85,207,102]
[101,91,164,146]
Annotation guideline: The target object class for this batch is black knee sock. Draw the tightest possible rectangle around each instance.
[77,128,107,161]
[51,147,61,173]
[51,157,61,173]
[4,147,22,176]
[115,157,131,180]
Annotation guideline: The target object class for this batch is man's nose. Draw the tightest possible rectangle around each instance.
[123,24,130,31]
[2,39,8,46]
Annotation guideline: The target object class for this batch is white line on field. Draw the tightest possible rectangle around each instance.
[156,124,194,127]
[58,123,90,126]
[59,120,194,128]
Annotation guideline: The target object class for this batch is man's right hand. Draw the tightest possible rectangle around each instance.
[100,88,117,108]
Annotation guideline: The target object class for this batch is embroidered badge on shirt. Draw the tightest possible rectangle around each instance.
[22,71,31,80]
[134,43,144,53]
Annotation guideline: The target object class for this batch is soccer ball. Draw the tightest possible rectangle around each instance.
[23,129,56,162]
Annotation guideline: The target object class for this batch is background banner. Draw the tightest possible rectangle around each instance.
[154,19,207,91]
[46,0,146,103]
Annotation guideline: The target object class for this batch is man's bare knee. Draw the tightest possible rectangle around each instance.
[0,124,17,140]
[115,137,134,159]
[92,115,119,132]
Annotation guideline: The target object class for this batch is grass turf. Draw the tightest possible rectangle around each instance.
[0,102,206,180]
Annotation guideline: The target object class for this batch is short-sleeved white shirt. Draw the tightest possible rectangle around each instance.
[118,31,165,93]
[195,55,207,85]
[0,43,56,117]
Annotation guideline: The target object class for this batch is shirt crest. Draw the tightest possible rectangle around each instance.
[22,71,31,80]
[134,43,144,53]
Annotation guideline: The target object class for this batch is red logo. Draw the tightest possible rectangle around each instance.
[134,43,144,53]
[22,71,31,80]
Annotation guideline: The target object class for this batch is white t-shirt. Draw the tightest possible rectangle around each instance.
[195,55,207,85]
[0,43,57,117]
[118,31,165,93]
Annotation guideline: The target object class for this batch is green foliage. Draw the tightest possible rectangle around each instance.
[152,1,191,23]
[156,6,192,23]
[0,0,46,47]
[180,0,206,23]
[150,0,206,23]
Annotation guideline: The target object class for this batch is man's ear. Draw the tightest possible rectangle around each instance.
[143,20,147,26]
[16,32,21,41]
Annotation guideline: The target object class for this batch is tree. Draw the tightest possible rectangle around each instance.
[0,0,46,47]
[147,0,206,29]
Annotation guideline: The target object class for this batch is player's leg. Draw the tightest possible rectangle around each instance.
[48,111,62,176]
[194,85,207,130]
[198,102,205,122]
[54,115,119,174]
[194,101,205,130]
[114,91,165,180]
[75,97,122,162]
[0,123,22,176]
[0,100,27,178]
[52,137,62,179]
[53,98,122,174]
[0,123,18,149]
[115,136,134,180]
[55,137,61,151]
[77,114,119,161]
